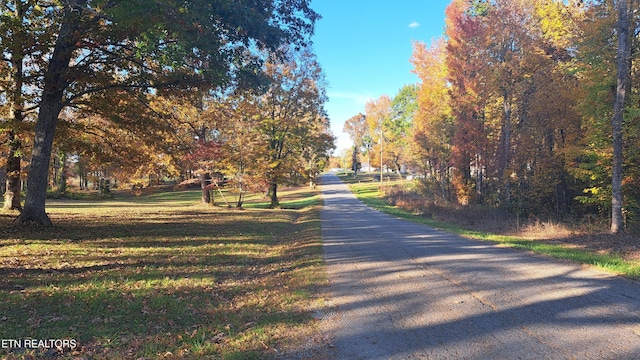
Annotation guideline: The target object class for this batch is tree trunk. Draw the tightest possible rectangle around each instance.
[499,95,512,205]
[475,153,483,197]
[4,131,22,211]
[352,146,359,177]
[394,158,402,175]
[269,181,279,208]
[16,4,78,226]
[611,0,630,234]
[58,152,67,194]
[16,95,62,226]
[5,1,26,211]
[200,172,211,205]
[52,156,59,190]
[236,190,244,208]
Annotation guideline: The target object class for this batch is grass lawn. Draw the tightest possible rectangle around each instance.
[0,187,326,359]
[340,173,640,279]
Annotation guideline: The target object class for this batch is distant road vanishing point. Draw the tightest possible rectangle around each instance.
[319,173,640,360]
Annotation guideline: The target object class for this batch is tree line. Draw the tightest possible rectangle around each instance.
[344,0,639,233]
[0,1,334,226]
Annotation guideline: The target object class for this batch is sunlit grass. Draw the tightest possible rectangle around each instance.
[244,187,323,210]
[341,174,640,279]
[0,186,326,359]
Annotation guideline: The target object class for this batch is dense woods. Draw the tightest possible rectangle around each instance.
[345,0,640,233]
[0,0,333,226]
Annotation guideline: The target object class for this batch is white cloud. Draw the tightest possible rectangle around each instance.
[409,21,420,28]
[328,91,373,106]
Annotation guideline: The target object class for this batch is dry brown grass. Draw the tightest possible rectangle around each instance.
[515,221,575,239]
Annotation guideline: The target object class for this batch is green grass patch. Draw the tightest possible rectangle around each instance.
[0,186,326,359]
[341,174,640,279]
[244,187,323,210]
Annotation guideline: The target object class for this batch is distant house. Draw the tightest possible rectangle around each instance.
[361,163,375,172]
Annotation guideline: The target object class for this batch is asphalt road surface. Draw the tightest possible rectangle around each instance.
[319,174,640,360]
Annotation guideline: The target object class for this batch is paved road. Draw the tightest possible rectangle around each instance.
[319,174,640,360]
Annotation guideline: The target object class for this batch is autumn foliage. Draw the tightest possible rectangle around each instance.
[407,0,639,231]
[0,0,324,226]
[341,0,640,232]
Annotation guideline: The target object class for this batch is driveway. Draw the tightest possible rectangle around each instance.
[319,174,640,359]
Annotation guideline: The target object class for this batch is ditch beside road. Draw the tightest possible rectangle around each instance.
[316,173,640,360]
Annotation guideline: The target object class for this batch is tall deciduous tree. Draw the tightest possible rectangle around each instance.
[343,113,367,175]
[343,113,367,149]
[511,0,583,216]
[410,38,453,199]
[445,0,489,204]
[573,0,640,230]
[364,95,392,173]
[481,0,536,204]
[257,47,332,208]
[217,93,267,208]
[611,0,631,233]
[387,85,417,174]
[4,0,319,226]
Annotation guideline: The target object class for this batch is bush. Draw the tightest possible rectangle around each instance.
[384,187,434,217]
[384,186,517,233]
[46,189,114,200]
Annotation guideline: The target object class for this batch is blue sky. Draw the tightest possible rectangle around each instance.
[310,1,451,155]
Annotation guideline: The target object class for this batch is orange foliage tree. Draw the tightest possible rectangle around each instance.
[410,38,454,200]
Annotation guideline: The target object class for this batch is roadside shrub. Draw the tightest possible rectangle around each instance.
[384,186,519,233]
[385,187,434,217]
